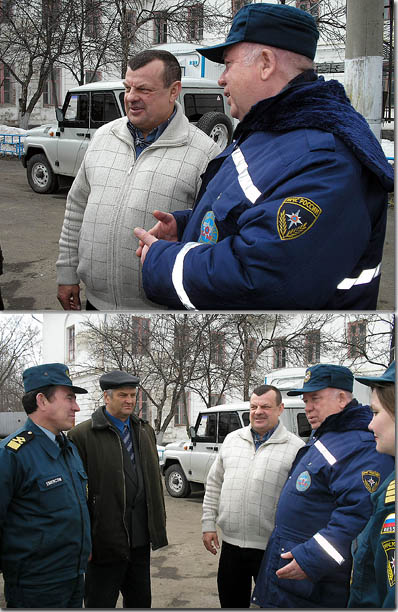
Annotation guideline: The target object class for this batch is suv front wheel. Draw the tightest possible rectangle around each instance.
[164,464,191,498]
[27,153,59,194]
[196,112,233,150]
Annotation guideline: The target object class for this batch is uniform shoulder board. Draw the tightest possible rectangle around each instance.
[385,479,395,505]
[6,431,35,452]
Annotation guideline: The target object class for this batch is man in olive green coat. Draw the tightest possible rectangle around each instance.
[68,370,167,608]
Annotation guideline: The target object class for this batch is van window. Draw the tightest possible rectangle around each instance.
[195,413,217,442]
[90,92,122,127]
[63,93,89,128]
[183,93,224,121]
[242,412,250,426]
[297,412,312,438]
[218,411,241,442]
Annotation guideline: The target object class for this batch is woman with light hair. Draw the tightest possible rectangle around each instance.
[348,361,395,608]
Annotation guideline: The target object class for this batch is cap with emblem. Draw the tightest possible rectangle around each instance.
[23,363,88,394]
[197,2,319,64]
[287,364,354,396]
[99,370,140,391]
[355,361,395,388]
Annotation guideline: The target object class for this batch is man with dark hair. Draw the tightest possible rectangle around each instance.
[68,370,167,608]
[135,3,393,310]
[0,363,91,608]
[252,363,394,608]
[201,384,304,608]
[57,49,220,311]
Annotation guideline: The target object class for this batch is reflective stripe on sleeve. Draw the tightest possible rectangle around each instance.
[313,532,345,565]
[337,264,381,290]
[314,440,337,465]
[231,148,262,204]
[171,242,200,310]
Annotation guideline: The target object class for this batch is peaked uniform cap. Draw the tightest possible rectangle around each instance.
[23,363,88,394]
[355,361,395,387]
[197,3,319,64]
[287,364,353,395]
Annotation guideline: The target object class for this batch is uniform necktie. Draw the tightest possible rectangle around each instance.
[122,425,135,462]
[56,433,67,453]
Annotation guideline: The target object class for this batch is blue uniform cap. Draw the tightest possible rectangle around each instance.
[197,3,319,65]
[287,363,353,396]
[23,363,88,394]
[355,361,395,387]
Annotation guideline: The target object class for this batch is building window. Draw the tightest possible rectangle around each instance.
[174,392,189,426]
[305,330,320,364]
[67,325,75,362]
[85,70,101,83]
[247,337,257,363]
[173,322,191,358]
[187,4,203,40]
[296,0,319,20]
[0,63,12,104]
[210,393,225,406]
[85,0,101,38]
[126,9,136,41]
[273,338,287,369]
[131,316,150,355]
[347,320,367,358]
[153,12,167,44]
[0,0,13,23]
[231,0,251,16]
[42,0,60,26]
[210,331,225,366]
[137,389,149,420]
[43,68,61,106]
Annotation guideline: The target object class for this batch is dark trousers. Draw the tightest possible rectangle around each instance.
[5,575,84,608]
[217,541,264,608]
[84,545,151,608]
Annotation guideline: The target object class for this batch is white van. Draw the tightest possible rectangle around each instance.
[22,77,233,194]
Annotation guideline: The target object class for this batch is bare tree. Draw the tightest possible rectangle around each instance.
[0,315,41,412]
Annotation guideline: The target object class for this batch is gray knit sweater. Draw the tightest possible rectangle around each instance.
[56,102,220,310]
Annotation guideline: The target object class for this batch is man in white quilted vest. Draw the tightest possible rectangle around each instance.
[56,49,220,310]
[202,384,304,608]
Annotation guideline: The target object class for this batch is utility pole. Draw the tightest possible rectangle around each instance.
[345,0,385,140]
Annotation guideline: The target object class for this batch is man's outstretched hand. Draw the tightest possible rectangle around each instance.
[134,210,178,264]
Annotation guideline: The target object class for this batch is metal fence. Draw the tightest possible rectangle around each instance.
[0,134,26,158]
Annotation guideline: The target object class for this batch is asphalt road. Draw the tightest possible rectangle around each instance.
[0,487,221,609]
[0,157,395,311]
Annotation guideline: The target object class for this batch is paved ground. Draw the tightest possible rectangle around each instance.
[0,157,395,311]
[0,487,220,609]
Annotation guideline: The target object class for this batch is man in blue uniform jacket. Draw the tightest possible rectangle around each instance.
[0,363,91,608]
[251,363,394,609]
[134,3,393,310]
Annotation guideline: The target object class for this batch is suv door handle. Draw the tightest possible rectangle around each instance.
[206,446,218,451]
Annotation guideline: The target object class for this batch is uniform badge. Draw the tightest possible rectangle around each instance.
[277,196,322,241]
[362,470,381,493]
[6,431,35,452]
[385,480,395,504]
[382,540,395,587]
[381,513,395,535]
[296,470,311,492]
[198,211,219,244]
[304,369,311,383]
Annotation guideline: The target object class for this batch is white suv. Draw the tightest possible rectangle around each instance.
[22,77,234,194]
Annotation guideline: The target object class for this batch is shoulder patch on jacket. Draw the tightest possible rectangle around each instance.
[381,513,395,535]
[6,431,35,452]
[277,196,322,241]
[382,539,395,587]
[362,470,381,493]
[385,480,395,504]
